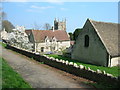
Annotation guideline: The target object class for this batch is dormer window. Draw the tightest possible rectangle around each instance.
[45,36,49,42]
[84,35,89,47]
[52,37,56,42]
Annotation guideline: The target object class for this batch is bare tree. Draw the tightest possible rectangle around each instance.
[32,22,51,30]
[0,8,7,20]
[33,22,42,30]
[2,11,7,20]
[0,8,7,30]
[43,23,51,30]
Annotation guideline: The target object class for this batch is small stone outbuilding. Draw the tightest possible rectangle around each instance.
[71,19,120,67]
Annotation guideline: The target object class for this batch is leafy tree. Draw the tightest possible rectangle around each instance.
[2,20,15,33]
[73,28,82,41]
[68,32,73,40]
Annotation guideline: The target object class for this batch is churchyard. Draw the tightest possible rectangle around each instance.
[46,54,120,77]
[1,42,119,88]
[1,19,119,89]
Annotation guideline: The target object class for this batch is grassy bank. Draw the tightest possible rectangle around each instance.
[0,42,7,48]
[47,54,120,77]
[1,57,31,88]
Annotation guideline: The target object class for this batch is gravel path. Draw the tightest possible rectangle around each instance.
[1,46,95,88]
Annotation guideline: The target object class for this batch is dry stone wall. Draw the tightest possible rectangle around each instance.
[6,44,119,87]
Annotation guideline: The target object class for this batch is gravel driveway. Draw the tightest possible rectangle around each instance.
[1,46,94,88]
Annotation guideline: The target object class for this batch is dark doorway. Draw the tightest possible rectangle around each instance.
[41,47,44,52]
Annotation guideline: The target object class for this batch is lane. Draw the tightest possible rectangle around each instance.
[1,46,94,88]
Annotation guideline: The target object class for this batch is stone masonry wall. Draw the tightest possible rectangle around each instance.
[6,44,119,87]
[71,19,108,67]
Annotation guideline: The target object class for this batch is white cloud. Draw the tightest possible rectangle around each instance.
[27,5,54,13]
[60,8,67,11]
[31,5,54,10]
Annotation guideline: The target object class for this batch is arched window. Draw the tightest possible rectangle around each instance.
[85,35,89,47]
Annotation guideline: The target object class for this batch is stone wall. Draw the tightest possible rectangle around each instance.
[111,57,120,67]
[35,41,70,53]
[6,44,119,87]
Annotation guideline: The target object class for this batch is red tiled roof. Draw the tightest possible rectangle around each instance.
[25,30,70,42]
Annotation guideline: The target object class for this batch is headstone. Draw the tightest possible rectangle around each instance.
[79,65,84,69]
[106,73,113,77]
[62,60,65,64]
[59,59,63,62]
[73,63,79,68]
[84,66,87,70]
[96,69,102,74]
[65,61,69,65]
[69,62,73,65]
[87,67,91,71]
[102,70,106,74]
[90,70,95,73]
[52,57,55,60]
[55,58,59,62]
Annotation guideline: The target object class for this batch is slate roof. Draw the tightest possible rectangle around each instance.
[25,30,70,42]
[89,19,119,57]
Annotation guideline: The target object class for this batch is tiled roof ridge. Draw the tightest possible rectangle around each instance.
[88,18,118,25]
[30,29,70,42]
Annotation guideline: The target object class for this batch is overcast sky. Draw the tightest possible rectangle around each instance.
[3,2,118,32]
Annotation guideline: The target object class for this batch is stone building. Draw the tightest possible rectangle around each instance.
[25,30,70,53]
[54,18,66,31]
[71,19,120,67]
[25,18,70,53]
[1,28,8,40]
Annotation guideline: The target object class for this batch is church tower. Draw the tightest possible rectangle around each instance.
[54,18,66,31]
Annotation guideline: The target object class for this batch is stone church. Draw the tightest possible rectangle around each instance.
[54,18,66,31]
[71,19,119,67]
[25,18,70,53]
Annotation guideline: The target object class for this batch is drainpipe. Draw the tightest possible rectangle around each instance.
[108,55,111,67]
[34,42,37,52]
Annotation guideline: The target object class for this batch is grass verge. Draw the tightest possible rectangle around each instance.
[1,57,31,88]
[0,42,7,48]
[47,54,120,77]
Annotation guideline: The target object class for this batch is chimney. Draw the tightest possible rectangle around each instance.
[53,26,54,32]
